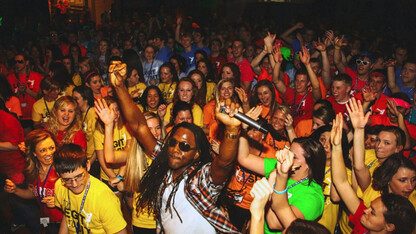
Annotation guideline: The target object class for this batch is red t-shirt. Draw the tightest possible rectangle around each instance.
[349,201,368,234]
[209,54,227,76]
[354,92,388,116]
[56,130,87,150]
[345,67,368,94]
[231,58,254,82]
[31,167,63,222]
[326,96,350,120]
[7,71,43,120]
[370,115,416,140]
[0,110,25,184]
[283,88,314,126]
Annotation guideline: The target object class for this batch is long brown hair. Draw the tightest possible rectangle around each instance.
[47,96,82,145]
[24,129,58,183]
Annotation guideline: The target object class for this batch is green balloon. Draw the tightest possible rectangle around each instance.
[280,47,292,61]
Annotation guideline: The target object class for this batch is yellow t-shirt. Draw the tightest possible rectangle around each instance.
[164,103,204,127]
[61,84,75,97]
[206,82,216,103]
[339,149,379,234]
[137,104,157,114]
[317,166,339,233]
[94,125,131,180]
[82,108,97,160]
[72,73,82,86]
[128,83,147,99]
[32,97,55,123]
[158,82,176,104]
[132,155,156,229]
[54,175,126,233]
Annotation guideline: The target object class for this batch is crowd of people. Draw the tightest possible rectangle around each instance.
[1,5,416,234]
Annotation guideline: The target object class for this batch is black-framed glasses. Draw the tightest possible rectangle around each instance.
[167,138,197,152]
[356,59,370,66]
[15,60,24,64]
[61,172,85,185]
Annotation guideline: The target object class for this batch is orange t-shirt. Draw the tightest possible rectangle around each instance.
[264,133,290,151]
[295,119,313,137]
[203,100,216,127]
[6,96,22,117]
[227,143,276,210]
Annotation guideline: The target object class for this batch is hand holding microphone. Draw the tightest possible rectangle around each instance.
[220,105,269,135]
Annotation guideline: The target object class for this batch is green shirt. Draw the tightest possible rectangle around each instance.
[263,158,324,234]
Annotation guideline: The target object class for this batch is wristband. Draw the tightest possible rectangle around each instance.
[334,46,341,50]
[225,132,239,139]
[116,174,124,181]
[272,183,288,194]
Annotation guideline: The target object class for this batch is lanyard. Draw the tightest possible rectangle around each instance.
[355,77,368,92]
[37,165,53,210]
[324,168,331,176]
[287,177,309,190]
[292,92,309,116]
[367,159,376,169]
[82,106,91,126]
[43,98,50,116]
[68,178,90,234]
[240,149,263,188]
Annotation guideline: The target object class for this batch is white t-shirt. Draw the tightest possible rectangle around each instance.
[160,174,215,234]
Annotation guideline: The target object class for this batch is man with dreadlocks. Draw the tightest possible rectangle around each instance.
[109,61,241,233]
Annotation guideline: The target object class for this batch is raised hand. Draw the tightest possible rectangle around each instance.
[264,32,276,52]
[334,35,348,48]
[275,148,294,175]
[272,47,283,64]
[295,22,304,29]
[235,87,248,104]
[325,30,335,44]
[362,88,377,103]
[215,98,242,128]
[346,97,370,129]
[384,59,397,67]
[386,98,402,118]
[250,178,273,214]
[299,46,310,65]
[108,61,127,88]
[241,106,262,129]
[157,104,167,119]
[18,142,25,153]
[331,113,343,147]
[284,114,294,129]
[313,38,326,52]
[94,99,116,126]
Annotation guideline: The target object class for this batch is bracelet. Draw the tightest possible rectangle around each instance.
[116,174,124,181]
[334,46,341,50]
[225,132,239,139]
[272,183,288,194]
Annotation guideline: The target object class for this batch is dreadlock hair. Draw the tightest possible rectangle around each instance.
[136,122,212,218]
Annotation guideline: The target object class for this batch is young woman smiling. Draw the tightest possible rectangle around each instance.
[4,129,63,232]
[47,96,86,150]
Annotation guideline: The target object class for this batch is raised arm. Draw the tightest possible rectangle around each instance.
[251,33,276,75]
[249,178,273,234]
[210,99,242,185]
[300,46,321,101]
[4,179,35,199]
[333,36,347,74]
[387,99,413,149]
[285,114,297,142]
[95,99,128,164]
[386,59,400,93]
[175,17,182,43]
[346,98,372,192]
[267,149,306,230]
[109,61,157,155]
[280,22,304,46]
[314,38,331,87]
[272,47,286,95]
[330,113,361,214]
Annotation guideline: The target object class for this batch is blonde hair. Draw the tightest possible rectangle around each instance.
[47,96,82,146]
[273,104,293,119]
[124,112,165,193]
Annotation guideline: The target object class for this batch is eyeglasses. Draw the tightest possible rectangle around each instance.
[167,138,197,152]
[61,172,85,185]
[356,59,371,66]
[15,60,25,64]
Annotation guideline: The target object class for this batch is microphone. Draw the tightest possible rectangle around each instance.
[220,107,269,134]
